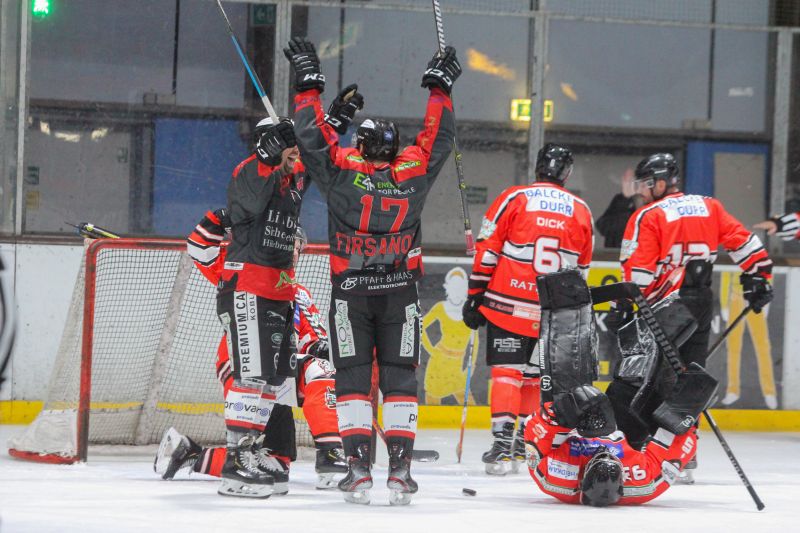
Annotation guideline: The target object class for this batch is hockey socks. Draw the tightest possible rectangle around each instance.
[336,393,373,456]
[383,395,418,442]
[490,366,523,433]
[303,377,342,447]
[224,380,275,439]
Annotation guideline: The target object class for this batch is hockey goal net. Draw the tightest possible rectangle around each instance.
[8,238,332,463]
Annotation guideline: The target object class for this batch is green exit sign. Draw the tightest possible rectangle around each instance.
[252,4,275,26]
[32,0,51,18]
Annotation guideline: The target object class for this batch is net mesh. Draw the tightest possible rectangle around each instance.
[9,240,332,459]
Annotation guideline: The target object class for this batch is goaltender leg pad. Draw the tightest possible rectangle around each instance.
[536,270,597,411]
[653,363,719,435]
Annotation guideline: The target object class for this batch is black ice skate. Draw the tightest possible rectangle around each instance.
[510,422,526,474]
[387,443,418,506]
[482,422,515,476]
[154,427,202,480]
[256,448,291,495]
[315,445,348,490]
[338,443,373,505]
[218,435,275,499]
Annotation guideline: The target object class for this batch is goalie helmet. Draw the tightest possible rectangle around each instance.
[535,143,574,184]
[354,118,399,162]
[634,153,680,188]
[580,446,624,507]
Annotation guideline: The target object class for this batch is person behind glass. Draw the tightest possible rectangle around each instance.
[595,168,638,248]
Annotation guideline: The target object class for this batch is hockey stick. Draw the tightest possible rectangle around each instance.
[705,306,751,362]
[702,410,765,510]
[372,417,440,462]
[214,0,279,123]
[455,330,476,463]
[430,0,475,256]
[66,222,121,240]
[592,283,765,511]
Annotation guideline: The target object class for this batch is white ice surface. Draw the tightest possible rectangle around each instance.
[1,426,797,533]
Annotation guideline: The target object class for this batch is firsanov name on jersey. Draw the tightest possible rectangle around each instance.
[525,187,574,216]
[657,195,709,222]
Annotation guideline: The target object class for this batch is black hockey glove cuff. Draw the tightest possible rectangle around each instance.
[308,340,330,360]
[325,84,364,134]
[772,213,800,240]
[421,46,462,94]
[740,273,773,313]
[255,120,296,166]
[462,294,486,330]
[284,37,325,93]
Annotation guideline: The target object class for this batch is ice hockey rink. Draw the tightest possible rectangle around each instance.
[1,427,797,533]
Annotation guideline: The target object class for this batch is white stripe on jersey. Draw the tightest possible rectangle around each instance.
[728,234,764,265]
[501,241,534,261]
[195,223,224,242]
[631,268,655,288]
[480,249,499,267]
[187,240,220,266]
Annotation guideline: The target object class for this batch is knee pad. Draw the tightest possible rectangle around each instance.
[303,357,336,385]
[379,364,417,397]
[335,363,373,397]
[491,365,524,383]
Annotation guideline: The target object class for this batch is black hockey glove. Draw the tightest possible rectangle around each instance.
[421,46,462,94]
[255,119,296,166]
[462,294,486,330]
[212,208,232,234]
[771,213,800,241]
[740,273,773,313]
[553,385,616,437]
[325,84,364,134]
[307,340,329,360]
[283,37,325,93]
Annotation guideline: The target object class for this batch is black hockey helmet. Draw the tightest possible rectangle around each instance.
[295,226,308,252]
[634,153,680,188]
[580,446,624,507]
[535,143,574,184]
[355,118,399,162]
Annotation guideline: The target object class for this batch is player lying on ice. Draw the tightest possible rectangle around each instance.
[154,211,346,494]
[523,269,718,507]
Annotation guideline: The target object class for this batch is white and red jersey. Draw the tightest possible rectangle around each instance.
[469,183,594,337]
[524,410,696,505]
[620,192,772,300]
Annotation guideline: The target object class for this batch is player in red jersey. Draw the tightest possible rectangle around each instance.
[524,397,697,506]
[154,212,347,492]
[285,37,460,505]
[755,211,800,241]
[616,153,773,481]
[462,144,594,475]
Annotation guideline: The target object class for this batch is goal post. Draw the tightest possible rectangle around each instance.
[8,238,332,463]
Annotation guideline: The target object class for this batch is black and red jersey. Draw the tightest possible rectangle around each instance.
[293,87,454,295]
[621,192,772,301]
[187,210,327,353]
[524,409,696,505]
[469,183,594,337]
[224,156,310,300]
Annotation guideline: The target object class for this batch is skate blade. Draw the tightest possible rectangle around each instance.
[485,461,511,476]
[316,472,345,490]
[510,460,523,474]
[676,471,696,485]
[343,490,371,505]
[218,479,273,499]
[273,481,289,495]
[154,428,182,479]
[389,490,413,506]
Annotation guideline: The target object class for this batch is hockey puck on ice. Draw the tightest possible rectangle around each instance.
[462,488,477,496]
